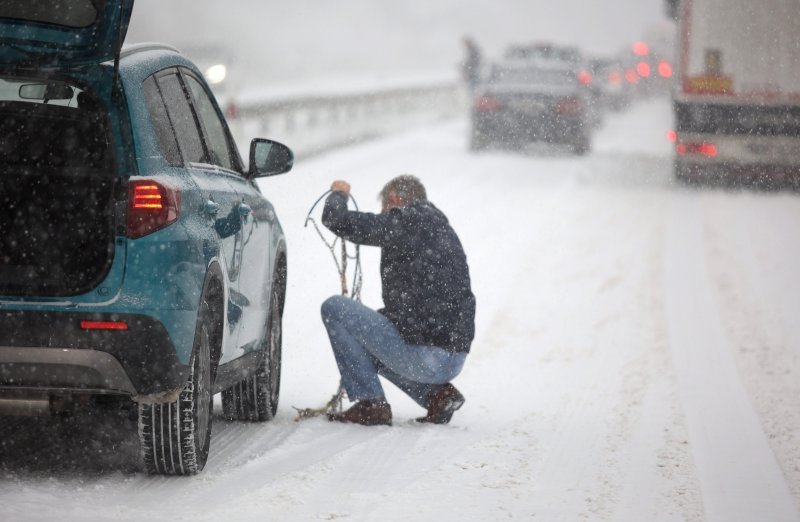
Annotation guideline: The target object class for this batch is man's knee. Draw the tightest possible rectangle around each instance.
[321,294,350,322]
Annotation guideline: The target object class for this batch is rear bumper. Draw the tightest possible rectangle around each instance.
[675,159,800,187]
[472,110,586,142]
[676,132,800,167]
[0,310,187,397]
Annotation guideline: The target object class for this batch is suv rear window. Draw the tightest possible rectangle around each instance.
[491,65,575,87]
[0,0,99,28]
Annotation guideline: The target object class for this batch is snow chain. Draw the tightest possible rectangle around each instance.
[293,189,362,421]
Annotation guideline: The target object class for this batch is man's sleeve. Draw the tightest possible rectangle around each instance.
[321,191,394,246]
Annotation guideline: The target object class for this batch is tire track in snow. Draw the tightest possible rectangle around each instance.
[664,193,799,521]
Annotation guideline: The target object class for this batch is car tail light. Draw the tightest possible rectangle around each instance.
[632,41,650,56]
[80,320,129,330]
[578,70,592,86]
[557,97,583,114]
[666,130,677,143]
[658,61,673,78]
[474,96,501,111]
[676,142,717,157]
[637,62,651,78]
[127,179,181,239]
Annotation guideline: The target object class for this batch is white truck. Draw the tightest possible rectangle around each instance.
[671,0,800,185]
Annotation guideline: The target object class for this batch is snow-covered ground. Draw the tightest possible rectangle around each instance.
[1,99,799,522]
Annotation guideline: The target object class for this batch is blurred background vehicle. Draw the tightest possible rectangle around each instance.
[180,44,238,100]
[586,56,632,112]
[470,43,593,154]
[670,0,800,185]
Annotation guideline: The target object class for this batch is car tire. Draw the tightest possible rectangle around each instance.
[138,299,215,475]
[222,281,282,422]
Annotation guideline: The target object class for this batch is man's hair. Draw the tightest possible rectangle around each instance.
[379,175,427,207]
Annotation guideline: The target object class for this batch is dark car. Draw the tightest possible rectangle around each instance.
[471,53,592,154]
[0,0,292,474]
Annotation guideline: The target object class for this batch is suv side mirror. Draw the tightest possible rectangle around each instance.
[248,138,293,179]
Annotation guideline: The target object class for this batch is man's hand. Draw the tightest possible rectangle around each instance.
[331,180,351,194]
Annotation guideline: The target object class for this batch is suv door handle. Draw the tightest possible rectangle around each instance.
[204,199,220,216]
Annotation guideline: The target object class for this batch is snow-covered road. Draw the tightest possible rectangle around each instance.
[2,99,799,522]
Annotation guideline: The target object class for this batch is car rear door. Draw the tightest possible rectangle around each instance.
[144,67,245,363]
[178,68,273,362]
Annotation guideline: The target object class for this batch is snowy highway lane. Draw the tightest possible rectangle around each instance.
[1,99,799,522]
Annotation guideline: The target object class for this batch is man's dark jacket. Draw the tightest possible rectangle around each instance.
[323,191,475,353]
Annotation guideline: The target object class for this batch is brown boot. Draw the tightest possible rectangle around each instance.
[416,383,465,425]
[327,399,392,426]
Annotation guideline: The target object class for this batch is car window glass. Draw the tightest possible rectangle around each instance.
[142,76,181,166]
[156,73,205,164]
[183,74,237,172]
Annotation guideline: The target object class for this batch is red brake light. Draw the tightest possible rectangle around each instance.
[127,180,180,239]
[666,130,677,143]
[475,96,501,111]
[658,61,673,78]
[80,321,129,330]
[633,41,650,56]
[677,142,717,157]
[578,70,592,86]
[557,97,583,114]
[637,62,651,78]
[133,184,163,209]
[702,143,718,157]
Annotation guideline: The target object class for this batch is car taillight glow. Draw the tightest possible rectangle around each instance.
[127,180,181,239]
[677,142,717,157]
[557,97,583,114]
[658,61,673,78]
[625,69,638,84]
[133,184,163,209]
[637,62,651,78]
[475,96,501,111]
[578,70,592,86]
[633,41,650,56]
[666,130,677,143]
[80,321,129,330]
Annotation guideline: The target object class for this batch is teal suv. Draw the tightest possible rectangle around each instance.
[0,1,292,474]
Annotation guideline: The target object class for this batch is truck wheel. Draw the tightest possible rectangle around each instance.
[222,284,282,421]
[138,299,214,475]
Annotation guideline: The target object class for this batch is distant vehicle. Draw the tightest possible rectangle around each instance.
[588,57,631,112]
[470,57,592,154]
[0,0,293,475]
[503,42,603,128]
[504,43,583,67]
[671,0,800,185]
[180,44,237,99]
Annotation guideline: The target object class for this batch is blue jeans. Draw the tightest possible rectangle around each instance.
[321,295,466,406]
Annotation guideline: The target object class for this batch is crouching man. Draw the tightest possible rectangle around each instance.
[320,175,476,426]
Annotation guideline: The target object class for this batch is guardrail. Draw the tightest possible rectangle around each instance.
[225,81,466,158]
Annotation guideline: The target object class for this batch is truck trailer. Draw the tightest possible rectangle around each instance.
[671,0,800,186]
